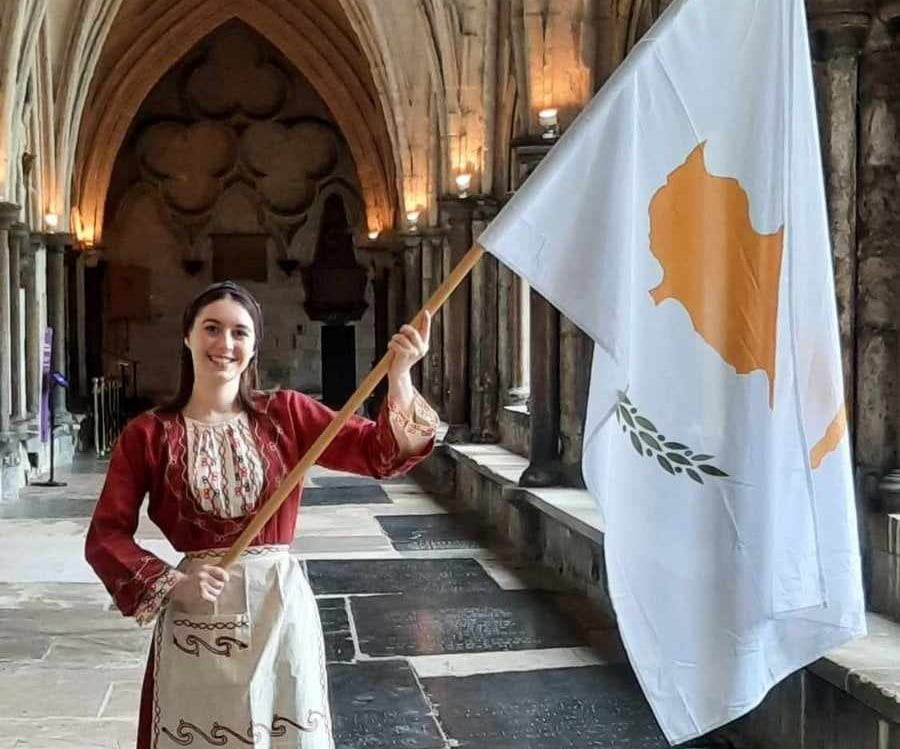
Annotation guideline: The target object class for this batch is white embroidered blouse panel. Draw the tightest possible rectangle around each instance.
[183,413,265,519]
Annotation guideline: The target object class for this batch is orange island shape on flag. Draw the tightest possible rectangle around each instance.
[646,141,847,469]
[648,142,784,408]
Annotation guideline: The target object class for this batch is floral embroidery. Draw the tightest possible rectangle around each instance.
[134,567,181,626]
[386,391,439,438]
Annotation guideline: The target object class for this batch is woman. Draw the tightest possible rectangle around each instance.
[85,281,438,748]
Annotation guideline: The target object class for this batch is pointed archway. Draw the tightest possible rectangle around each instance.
[72,0,398,245]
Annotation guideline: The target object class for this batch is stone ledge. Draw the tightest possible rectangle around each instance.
[809,612,900,725]
[437,440,900,737]
[444,442,604,544]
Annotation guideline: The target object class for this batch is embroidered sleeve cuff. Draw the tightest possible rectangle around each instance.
[134,568,181,626]
[386,390,439,438]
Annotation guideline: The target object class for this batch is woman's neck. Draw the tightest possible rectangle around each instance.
[183,379,242,422]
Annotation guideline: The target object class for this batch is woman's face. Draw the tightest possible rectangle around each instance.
[184,297,257,386]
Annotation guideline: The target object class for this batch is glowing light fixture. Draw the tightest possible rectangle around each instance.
[455,173,472,198]
[538,108,560,140]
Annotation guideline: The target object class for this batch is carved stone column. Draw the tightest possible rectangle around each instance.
[520,290,564,486]
[8,224,27,421]
[0,203,20,436]
[856,4,900,479]
[70,247,88,399]
[469,201,500,443]
[22,234,42,416]
[44,233,73,419]
[401,234,423,392]
[438,199,474,442]
[420,230,446,415]
[809,2,872,430]
[559,318,592,487]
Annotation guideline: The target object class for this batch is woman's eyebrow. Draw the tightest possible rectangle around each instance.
[199,317,251,332]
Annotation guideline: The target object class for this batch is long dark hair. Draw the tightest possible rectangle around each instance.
[158,281,265,414]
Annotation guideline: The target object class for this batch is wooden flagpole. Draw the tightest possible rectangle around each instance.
[220,243,485,569]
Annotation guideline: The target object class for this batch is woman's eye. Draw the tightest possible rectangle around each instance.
[205,325,218,334]
[234,330,248,339]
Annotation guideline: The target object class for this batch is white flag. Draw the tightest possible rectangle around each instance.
[479,0,865,742]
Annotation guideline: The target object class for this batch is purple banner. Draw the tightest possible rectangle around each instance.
[41,327,53,443]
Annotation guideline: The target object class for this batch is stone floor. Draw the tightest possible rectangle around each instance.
[0,455,723,748]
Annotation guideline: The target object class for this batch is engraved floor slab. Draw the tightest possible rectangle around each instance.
[308,559,500,596]
[351,591,585,656]
[328,661,444,749]
[302,485,391,506]
[376,513,490,551]
[318,598,355,663]
[309,475,380,488]
[422,666,668,749]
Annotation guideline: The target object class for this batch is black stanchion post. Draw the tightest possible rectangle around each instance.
[32,371,68,488]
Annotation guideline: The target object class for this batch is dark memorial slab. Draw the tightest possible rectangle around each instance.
[422,666,669,749]
[376,512,488,551]
[329,661,444,749]
[318,598,354,662]
[310,475,380,488]
[351,591,584,656]
[308,558,500,596]
[302,484,391,506]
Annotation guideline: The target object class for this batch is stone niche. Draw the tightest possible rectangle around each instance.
[101,20,374,402]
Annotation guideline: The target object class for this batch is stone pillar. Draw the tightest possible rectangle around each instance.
[401,234,423,392]
[808,2,872,430]
[0,203,20,436]
[8,224,27,421]
[520,290,564,487]
[559,318,592,487]
[421,231,445,415]
[438,198,473,442]
[71,248,88,399]
[44,233,72,418]
[469,202,500,443]
[22,235,42,416]
[856,4,900,481]
[386,247,405,351]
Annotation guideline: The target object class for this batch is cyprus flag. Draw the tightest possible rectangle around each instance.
[478,0,866,741]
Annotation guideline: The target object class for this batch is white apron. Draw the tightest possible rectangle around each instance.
[151,546,334,748]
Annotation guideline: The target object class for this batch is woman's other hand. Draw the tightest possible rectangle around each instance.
[168,564,230,606]
[387,310,431,381]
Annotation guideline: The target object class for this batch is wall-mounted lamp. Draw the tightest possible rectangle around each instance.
[44,213,58,230]
[406,210,421,232]
[367,230,380,241]
[538,108,560,140]
[455,173,472,198]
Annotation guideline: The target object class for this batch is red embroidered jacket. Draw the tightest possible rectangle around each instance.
[85,389,435,622]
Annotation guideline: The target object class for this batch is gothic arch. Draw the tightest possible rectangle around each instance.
[71,0,398,245]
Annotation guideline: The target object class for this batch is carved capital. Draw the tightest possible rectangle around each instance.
[808,1,873,58]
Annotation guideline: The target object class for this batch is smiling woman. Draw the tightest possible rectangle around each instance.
[84,280,439,748]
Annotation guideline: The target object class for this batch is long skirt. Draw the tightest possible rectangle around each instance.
[140,545,334,748]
